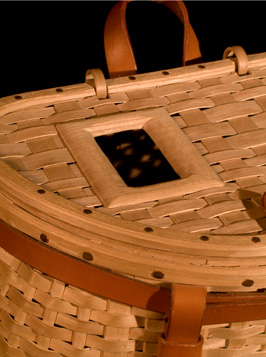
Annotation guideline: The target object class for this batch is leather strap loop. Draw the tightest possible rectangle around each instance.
[167,284,207,343]
[157,284,206,357]
[104,0,202,78]
[223,46,249,76]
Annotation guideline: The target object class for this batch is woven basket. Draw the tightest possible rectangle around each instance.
[1,1,266,356]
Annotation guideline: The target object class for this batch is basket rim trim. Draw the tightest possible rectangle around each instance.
[2,218,266,326]
[1,52,266,115]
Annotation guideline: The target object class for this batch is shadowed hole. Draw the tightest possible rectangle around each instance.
[95,129,180,187]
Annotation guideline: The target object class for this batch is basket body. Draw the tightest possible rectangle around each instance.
[1,52,266,355]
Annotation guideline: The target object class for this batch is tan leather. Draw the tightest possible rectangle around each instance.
[104,0,202,78]
[162,1,202,65]
[1,219,266,326]
[157,284,206,357]
[167,285,206,342]
[205,292,266,325]
[104,1,137,78]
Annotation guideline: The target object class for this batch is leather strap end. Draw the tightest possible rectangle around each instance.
[157,334,204,357]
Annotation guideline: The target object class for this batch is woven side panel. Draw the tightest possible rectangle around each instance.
[2,247,266,356]
[202,322,266,356]
[0,247,165,356]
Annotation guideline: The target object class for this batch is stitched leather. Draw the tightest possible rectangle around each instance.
[104,0,202,78]
[1,219,266,325]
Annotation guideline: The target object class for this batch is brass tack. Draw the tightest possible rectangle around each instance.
[152,271,164,279]
[252,237,261,243]
[40,234,49,243]
[84,209,93,215]
[82,252,94,261]
[144,227,153,233]
[200,235,209,241]
[242,279,254,287]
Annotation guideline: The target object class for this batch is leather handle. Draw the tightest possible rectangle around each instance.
[104,0,202,78]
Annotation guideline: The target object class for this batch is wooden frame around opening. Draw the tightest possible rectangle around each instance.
[57,108,223,208]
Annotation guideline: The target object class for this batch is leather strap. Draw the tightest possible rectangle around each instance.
[0,219,171,313]
[1,219,266,326]
[166,285,206,343]
[262,192,266,214]
[104,0,202,78]
[157,284,206,357]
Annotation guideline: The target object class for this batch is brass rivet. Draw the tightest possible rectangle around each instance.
[252,237,261,243]
[82,252,94,261]
[40,233,49,243]
[152,271,164,279]
[84,209,93,215]
[144,227,153,233]
[242,279,254,287]
[37,189,46,194]
[200,235,209,241]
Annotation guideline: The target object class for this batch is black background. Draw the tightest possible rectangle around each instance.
[1,1,266,98]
